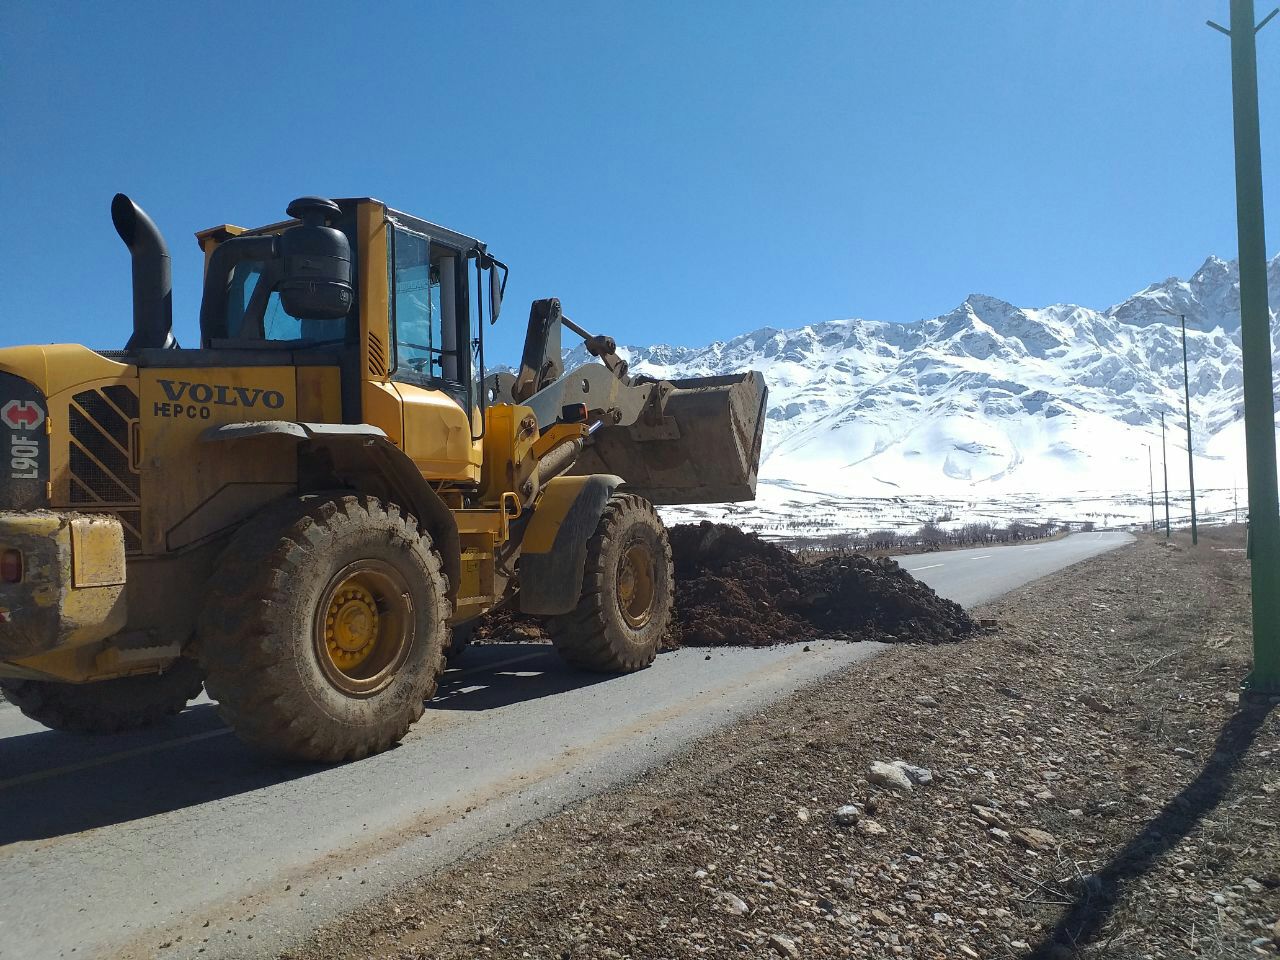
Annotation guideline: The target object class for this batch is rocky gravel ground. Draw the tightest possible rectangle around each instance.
[287,526,1279,960]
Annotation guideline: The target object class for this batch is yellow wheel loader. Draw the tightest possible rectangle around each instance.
[0,195,766,762]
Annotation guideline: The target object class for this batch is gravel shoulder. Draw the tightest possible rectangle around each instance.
[286,526,1279,960]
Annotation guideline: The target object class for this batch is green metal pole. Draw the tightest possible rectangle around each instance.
[1181,315,1199,544]
[1162,412,1171,538]
[1215,0,1280,693]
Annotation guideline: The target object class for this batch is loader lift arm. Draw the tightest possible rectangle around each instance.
[488,300,768,506]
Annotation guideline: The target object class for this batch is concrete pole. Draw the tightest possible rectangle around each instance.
[1210,0,1280,693]
[1180,314,1199,544]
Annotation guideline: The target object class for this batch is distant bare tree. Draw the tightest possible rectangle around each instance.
[917,521,945,545]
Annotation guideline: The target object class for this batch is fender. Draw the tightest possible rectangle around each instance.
[201,421,461,602]
[517,474,623,616]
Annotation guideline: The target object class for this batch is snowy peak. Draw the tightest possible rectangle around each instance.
[1106,251,1279,331]
[1191,254,1235,290]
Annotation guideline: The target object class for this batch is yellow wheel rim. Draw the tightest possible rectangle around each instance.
[617,541,657,629]
[313,561,414,697]
[324,582,380,672]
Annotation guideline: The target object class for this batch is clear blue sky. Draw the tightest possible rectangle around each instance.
[2,1,1275,362]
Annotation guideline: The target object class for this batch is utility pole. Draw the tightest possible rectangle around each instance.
[1208,0,1280,694]
[1179,314,1199,544]
[1161,412,1171,538]
[1148,445,1157,532]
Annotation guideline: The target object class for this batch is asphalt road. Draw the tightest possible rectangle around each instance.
[891,531,1134,607]
[0,531,1131,960]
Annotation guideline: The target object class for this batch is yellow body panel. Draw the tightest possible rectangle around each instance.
[480,404,538,503]
[359,203,394,389]
[137,367,298,553]
[395,382,480,481]
[362,380,404,446]
[0,345,129,399]
[296,367,342,422]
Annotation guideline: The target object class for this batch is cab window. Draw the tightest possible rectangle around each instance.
[390,226,468,399]
[391,229,444,375]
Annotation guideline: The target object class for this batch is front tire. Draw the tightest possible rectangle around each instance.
[198,494,449,763]
[0,658,204,734]
[547,493,673,673]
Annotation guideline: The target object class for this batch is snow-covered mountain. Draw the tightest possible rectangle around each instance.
[567,253,1280,520]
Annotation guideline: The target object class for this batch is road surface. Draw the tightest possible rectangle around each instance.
[892,531,1133,607]
[0,531,1131,960]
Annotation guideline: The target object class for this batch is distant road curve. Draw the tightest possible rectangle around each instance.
[894,531,1135,607]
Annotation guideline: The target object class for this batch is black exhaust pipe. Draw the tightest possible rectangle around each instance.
[111,193,177,350]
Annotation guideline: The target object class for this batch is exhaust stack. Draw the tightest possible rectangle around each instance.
[111,193,176,350]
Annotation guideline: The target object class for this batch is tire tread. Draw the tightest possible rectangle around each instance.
[546,493,673,673]
[198,493,449,763]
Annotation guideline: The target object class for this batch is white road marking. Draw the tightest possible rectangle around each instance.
[967,554,992,560]
[909,563,943,571]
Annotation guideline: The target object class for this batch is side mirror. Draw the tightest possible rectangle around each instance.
[488,265,504,325]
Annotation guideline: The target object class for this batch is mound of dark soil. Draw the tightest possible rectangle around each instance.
[473,522,975,649]
[666,522,975,647]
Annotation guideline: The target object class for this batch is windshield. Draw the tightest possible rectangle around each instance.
[225,260,349,345]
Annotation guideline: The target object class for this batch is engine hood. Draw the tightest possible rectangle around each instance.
[0,345,132,398]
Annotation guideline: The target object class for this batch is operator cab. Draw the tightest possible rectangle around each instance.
[191,197,506,417]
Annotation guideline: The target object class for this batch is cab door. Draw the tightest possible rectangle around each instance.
[387,224,479,482]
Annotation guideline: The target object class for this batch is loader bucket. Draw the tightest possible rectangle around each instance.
[570,371,768,505]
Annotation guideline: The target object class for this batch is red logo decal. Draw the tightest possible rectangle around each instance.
[1,399,45,431]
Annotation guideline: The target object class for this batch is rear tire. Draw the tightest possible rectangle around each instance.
[547,493,673,673]
[0,658,204,734]
[198,493,449,763]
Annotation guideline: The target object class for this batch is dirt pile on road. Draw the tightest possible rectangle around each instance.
[473,522,975,648]
[667,522,975,646]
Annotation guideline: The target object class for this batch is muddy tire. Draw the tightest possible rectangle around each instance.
[0,658,205,734]
[547,493,673,673]
[198,493,449,763]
